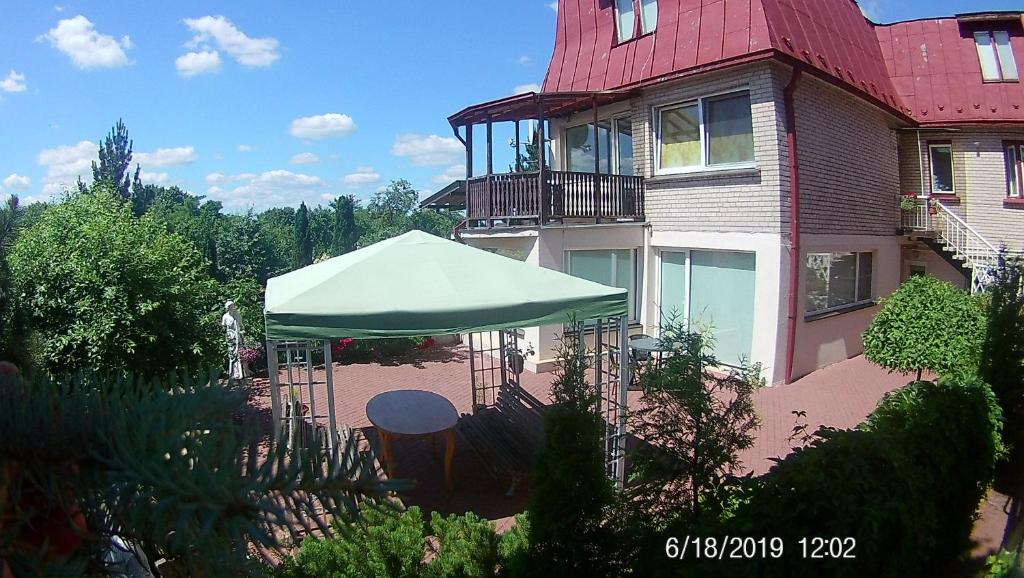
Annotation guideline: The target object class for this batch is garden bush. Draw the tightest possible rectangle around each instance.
[698,378,1004,578]
[8,188,222,377]
[862,275,986,380]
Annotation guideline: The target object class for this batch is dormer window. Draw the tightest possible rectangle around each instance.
[614,0,657,43]
[974,31,1019,82]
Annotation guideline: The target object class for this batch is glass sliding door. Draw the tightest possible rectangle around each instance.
[688,251,756,367]
[567,249,638,321]
[659,251,687,327]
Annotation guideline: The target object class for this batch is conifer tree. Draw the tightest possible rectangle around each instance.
[88,119,136,199]
[295,202,313,267]
[330,195,357,256]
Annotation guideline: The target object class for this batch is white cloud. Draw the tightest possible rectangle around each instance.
[290,113,357,140]
[0,71,27,93]
[548,1,558,12]
[859,0,882,20]
[289,152,320,165]
[237,144,253,152]
[210,169,326,210]
[41,15,132,69]
[37,140,97,196]
[182,15,280,68]
[513,83,542,95]
[138,171,169,185]
[391,134,463,166]
[343,166,380,186]
[134,146,197,167]
[2,174,31,190]
[432,164,466,185]
[515,55,531,66]
[175,50,222,77]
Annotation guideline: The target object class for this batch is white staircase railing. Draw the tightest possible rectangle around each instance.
[923,200,999,293]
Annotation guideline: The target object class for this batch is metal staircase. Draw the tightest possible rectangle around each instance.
[901,199,999,293]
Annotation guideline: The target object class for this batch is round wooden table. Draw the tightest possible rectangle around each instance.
[366,390,459,491]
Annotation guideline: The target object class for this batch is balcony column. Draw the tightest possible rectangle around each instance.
[486,116,494,226]
[537,95,547,224]
[592,96,602,220]
[514,120,521,172]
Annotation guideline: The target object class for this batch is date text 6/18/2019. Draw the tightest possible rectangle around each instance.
[664,537,856,560]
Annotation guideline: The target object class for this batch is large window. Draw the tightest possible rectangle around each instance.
[615,0,657,42]
[975,31,1019,82]
[806,252,874,315]
[1006,141,1024,198]
[659,250,756,367]
[565,117,634,175]
[929,143,954,194]
[566,249,639,320]
[656,91,755,174]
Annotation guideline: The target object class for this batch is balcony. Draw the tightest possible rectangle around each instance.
[465,171,644,227]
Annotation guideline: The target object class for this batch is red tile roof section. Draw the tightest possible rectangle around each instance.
[541,0,1024,124]
[877,17,1024,124]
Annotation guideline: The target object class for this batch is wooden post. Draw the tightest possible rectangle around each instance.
[514,119,522,172]
[592,96,601,220]
[537,96,547,224]
[465,124,474,180]
[486,117,494,175]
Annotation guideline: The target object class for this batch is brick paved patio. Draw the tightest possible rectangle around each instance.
[250,345,1010,555]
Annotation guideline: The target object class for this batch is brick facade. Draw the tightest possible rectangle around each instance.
[898,128,1024,250]
[793,76,903,236]
[629,62,788,234]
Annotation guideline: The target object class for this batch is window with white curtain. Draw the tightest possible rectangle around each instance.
[929,143,954,194]
[975,31,1019,82]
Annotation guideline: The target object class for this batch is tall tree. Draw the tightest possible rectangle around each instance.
[0,195,29,367]
[87,119,137,199]
[331,195,358,256]
[294,202,313,267]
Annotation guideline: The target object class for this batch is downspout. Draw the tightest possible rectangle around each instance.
[783,65,803,385]
[451,124,469,243]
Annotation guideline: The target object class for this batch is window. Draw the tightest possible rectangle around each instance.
[975,31,1019,82]
[567,249,639,320]
[656,91,754,174]
[806,252,874,315]
[614,0,636,43]
[1006,141,1024,198]
[615,0,657,42]
[929,143,954,194]
[564,117,633,175]
[640,0,658,35]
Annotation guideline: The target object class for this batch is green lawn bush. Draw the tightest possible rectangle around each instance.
[700,378,1003,578]
[862,275,986,380]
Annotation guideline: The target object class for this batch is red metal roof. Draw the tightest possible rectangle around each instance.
[877,16,1024,124]
[541,0,1024,125]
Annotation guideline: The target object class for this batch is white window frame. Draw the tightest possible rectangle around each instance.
[563,115,634,176]
[975,30,1019,82]
[928,143,955,195]
[1006,141,1024,198]
[805,251,875,317]
[653,89,756,176]
[639,0,658,35]
[565,248,642,322]
[614,0,637,43]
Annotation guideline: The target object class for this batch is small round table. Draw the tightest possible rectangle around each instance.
[366,390,459,491]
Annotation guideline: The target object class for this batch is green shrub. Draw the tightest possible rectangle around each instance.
[280,505,426,578]
[705,378,1003,578]
[987,549,1024,578]
[427,512,500,578]
[863,275,986,380]
[497,514,531,578]
[8,189,221,377]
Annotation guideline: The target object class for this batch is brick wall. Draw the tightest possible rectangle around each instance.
[793,75,903,236]
[898,128,1024,250]
[630,62,788,234]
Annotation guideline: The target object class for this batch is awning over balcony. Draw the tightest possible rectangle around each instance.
[420,179,466,211]
[447,90,636,128]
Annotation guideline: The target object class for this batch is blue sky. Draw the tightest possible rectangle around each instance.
[0,0,1018,211]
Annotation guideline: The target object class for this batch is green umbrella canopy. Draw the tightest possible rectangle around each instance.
[264,230,628,340]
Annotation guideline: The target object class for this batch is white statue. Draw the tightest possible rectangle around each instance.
[221,300,247,381]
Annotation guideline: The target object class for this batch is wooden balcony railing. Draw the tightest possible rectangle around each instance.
[466,170,644,226]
